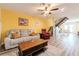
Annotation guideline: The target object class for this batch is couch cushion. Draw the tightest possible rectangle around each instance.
[7,29,20,38]
[20,29,29,37]
[11,37,32,45]
[20,29,34,37]
[27,29,34,35]
[11,38,24,45]
[11,32,21,39]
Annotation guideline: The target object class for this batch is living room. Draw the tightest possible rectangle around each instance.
[0,3,53,56]
[1,3,79,56]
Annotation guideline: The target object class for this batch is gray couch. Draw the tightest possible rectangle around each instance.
[4,29,40,49]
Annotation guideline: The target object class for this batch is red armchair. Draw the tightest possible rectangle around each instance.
[40,29,50,39]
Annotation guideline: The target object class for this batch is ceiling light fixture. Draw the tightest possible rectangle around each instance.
[37,3,59,16]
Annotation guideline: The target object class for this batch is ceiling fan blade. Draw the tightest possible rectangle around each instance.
[48,4,51,7]
[45,7,48,11]
[49,12,52,14]
[41,12,45,15]
[38,9,44,11]
[40,3,45,6]
[50,8,59,11]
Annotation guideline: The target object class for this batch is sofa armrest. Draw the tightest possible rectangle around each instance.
[31,34,40,40]
[4,37,11,49]
[37,34,40,39]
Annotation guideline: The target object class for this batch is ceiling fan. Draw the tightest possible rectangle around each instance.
[37,3,59,15]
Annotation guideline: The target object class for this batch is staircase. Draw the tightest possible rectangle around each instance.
[54,17,69,40]
[48,26,53,36]
[48,17,69,37]
[55,17,69,27]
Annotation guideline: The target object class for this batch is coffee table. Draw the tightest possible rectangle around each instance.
[18,39,48,56]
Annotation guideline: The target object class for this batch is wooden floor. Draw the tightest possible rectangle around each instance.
[39,33,79,56]
[0,33,79,56]
[48,33,79,56]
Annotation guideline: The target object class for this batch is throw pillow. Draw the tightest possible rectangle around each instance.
[29,32,36,36]
[11,32,21,39]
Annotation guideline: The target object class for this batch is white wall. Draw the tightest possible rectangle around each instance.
[60,21,79,33]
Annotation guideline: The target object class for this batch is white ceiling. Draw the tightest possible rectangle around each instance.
[0,3,62,19]
[0,3,60,19]
[0,3,79,21]
[56,3,79,20]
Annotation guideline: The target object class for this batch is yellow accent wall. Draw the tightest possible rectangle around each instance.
[46,17,54,30]
[0,8,2,44]
[1,8,52,42]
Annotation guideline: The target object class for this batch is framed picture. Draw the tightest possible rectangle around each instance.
[18,17,28,26]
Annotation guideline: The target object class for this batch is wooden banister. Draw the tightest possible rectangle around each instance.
[55,17,69,27]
